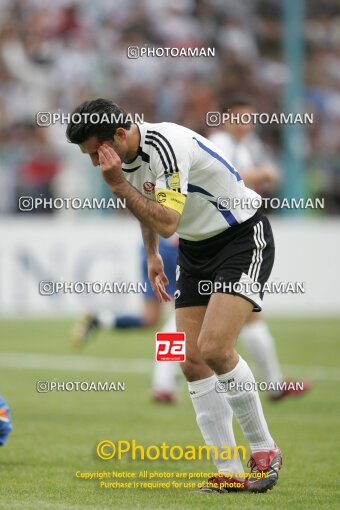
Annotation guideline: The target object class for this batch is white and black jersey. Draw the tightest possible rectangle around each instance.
[122,122,260,241]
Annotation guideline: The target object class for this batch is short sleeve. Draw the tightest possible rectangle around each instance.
[146,128,191,214]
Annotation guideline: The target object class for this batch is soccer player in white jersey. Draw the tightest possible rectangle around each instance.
[66,99,282,493]
[209,95,310,401]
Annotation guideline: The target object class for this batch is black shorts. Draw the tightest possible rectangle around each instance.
[175,211,275,311]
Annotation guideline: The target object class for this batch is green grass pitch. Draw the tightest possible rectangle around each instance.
[0,318,339,509]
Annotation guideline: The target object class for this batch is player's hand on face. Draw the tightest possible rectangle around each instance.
[98,143,124,187]
[147,253,171,303]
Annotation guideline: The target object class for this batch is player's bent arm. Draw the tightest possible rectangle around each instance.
[113,179,181,238]
[139,222,171,303]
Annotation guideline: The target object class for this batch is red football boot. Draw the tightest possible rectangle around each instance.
[247,445,282,493]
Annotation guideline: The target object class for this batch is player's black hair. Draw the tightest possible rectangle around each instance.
[66,98,132,144]
[224,95,254,112]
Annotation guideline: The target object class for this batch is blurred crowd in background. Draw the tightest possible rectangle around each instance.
[0,0,339,215]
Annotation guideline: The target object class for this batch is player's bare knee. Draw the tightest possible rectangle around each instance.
[180,358,208,382]
[197,332,223,362]
[198,334,237,371]
[199,342,218,366]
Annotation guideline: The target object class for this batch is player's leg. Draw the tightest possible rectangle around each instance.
[71,240,162,347]
[104,296,162,329]
[71,303,156,348]
[71,292,162,348]
[199,293,275,446]
[105,239,166,329]
[152,311,180,402]
[193,210,282,492]
[198,293,281,492]
[241,312,283,386]
[241,312,311,401]
[177,305,246,491]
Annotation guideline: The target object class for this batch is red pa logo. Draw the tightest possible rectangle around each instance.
[155,332,186,362]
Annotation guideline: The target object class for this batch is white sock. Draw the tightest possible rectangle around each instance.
[217,356,275,453]
[96,309,116,329]
[188,374,244,476]
[241,320,283,385]
[152,313,179,393]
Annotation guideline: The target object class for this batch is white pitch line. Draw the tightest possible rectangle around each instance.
[0,352,152,374]
[0,352,339,381]
[280,364,340,382]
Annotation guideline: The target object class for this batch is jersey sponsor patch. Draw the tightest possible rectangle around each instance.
[143,181,155,194]
[156,189,186,214]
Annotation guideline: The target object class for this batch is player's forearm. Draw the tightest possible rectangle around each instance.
[111,179,180,238]
[140,222,159,257]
